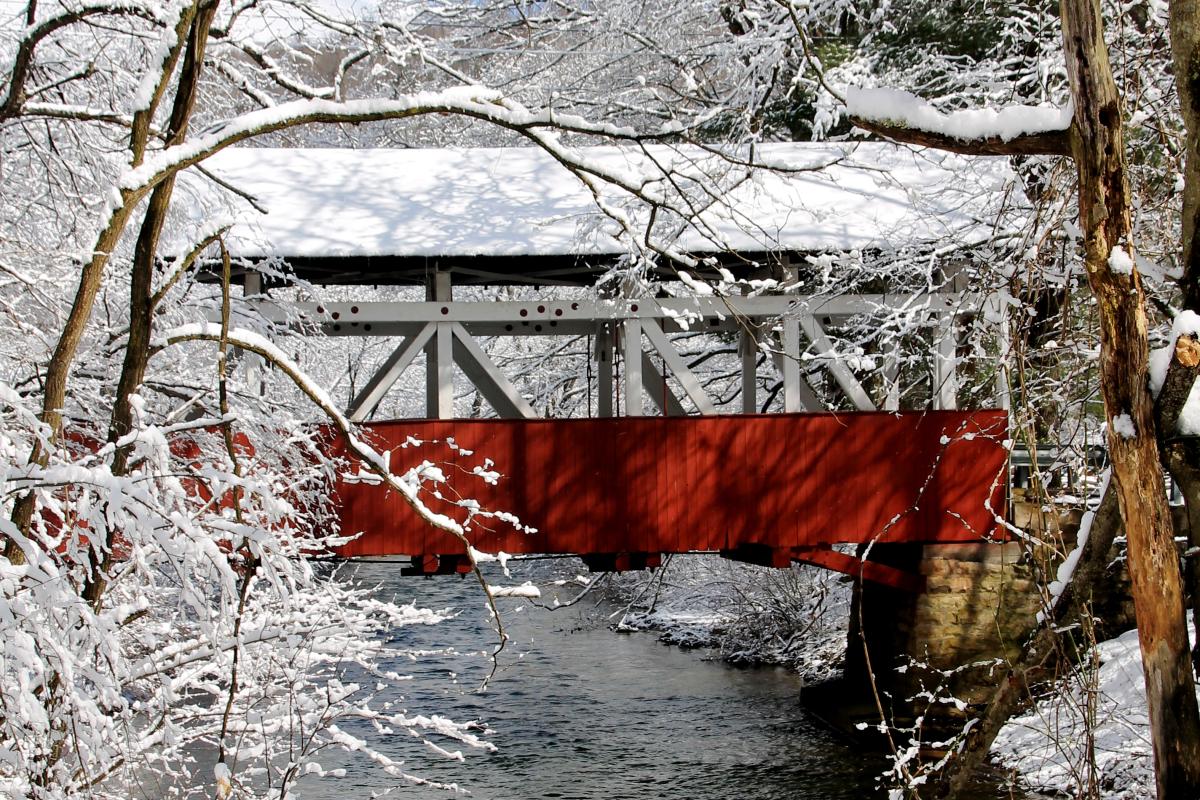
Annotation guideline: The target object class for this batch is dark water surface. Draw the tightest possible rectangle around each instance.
[299,560,1018,800]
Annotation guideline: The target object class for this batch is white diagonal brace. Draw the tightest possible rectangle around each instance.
[641,319,717,415]
[799,314,876,411]
[881,341,901,412]
[449,323,536,419]
[641,351,686,417]
[348,324,436,422]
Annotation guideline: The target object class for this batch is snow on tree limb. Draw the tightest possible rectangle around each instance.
[119,88,664,196]
[161,322,466,537]
[161,321,516,686]
[845,87,1074,157]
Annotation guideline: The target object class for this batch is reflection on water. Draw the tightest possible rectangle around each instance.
[296,559,1017,800]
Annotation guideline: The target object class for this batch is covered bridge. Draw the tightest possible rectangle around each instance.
[186,142,1014,580]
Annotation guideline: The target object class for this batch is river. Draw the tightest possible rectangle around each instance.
[299,558,1025,799]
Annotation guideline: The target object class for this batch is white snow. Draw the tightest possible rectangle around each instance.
[1148,310,1200,434]
[468,547,512,577]
[1111,413,1136,439]
[845,86,1073,142]
[185,142,1014,262]
[994,626,1200,800]
[1150,310,1200,396]
[489,582,541,598]
[1107,245,1135,276]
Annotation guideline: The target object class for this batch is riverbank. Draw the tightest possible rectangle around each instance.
[604,554,850,684]
[602,553,1188,800]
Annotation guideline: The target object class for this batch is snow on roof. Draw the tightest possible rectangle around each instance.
[185,142,1015,263]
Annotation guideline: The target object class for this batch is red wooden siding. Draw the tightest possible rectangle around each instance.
[327,410,1009,559]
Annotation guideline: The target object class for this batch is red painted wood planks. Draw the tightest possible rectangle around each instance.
[326,410,1009,559]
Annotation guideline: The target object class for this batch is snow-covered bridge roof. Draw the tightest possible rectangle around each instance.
[188,142,1013,286]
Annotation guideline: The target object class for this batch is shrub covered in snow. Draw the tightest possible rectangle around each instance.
[992,628,1197,799]
[609,555,850,682]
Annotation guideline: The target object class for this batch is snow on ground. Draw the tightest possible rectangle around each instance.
[992,627,1199,799]
[606,554,850,683]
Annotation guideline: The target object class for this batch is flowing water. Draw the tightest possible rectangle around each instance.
[299,559,1025,800]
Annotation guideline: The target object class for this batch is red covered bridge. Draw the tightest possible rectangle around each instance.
[326,410,1008,588]
[198,144,1017,590]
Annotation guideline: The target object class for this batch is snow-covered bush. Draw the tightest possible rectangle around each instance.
[993,628,1200,800]
[611,554,850,682]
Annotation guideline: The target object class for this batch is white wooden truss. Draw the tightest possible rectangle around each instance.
[267,283,1006,421]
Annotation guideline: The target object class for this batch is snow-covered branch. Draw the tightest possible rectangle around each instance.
[846,87,1074,157]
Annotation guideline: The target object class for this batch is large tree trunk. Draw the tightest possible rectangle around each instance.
[1167,0,1200,679]
[1061,1,1200,796]
[850,1,1200,794]
[2,3,198,565]
[1171,0,1200,311]
[80,0,218,612]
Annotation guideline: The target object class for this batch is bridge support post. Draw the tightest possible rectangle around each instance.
[739,327,757,414]
[240,271,266,397]
[426,271,455,419]
[595,324,614,417]
[833,542,1042,738]
[623,318,644,416]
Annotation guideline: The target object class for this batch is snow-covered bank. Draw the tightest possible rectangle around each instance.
[606,554,850,683]
[603,555,1196,800]
[993,627,1200,799]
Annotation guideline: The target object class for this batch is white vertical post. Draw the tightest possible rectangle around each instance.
[596,323,614,417]
[781,315,802,413]
[933,312,958,410]
[426,271,454,419]
[241,271,265,396]
[740,328,757,414]
[243,271,263,296]
[623,318,643,416]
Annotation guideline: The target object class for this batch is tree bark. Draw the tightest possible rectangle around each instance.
[80,0,218,612]
[1156,335,1200,675]
[851,117,1073,157]
[1167,0,1200,680]
[1170,0,1200,310]
[1061,1,1200,796]
[2,2,198,564]
[845,2,1200,795]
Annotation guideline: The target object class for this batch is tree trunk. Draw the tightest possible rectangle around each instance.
[1061,1,1200,796]
[1170,0,1200,310]
[2,2,198,564]
[1155,334,1200,676]
[81,0,218,612]
[1167,0,1200,680]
